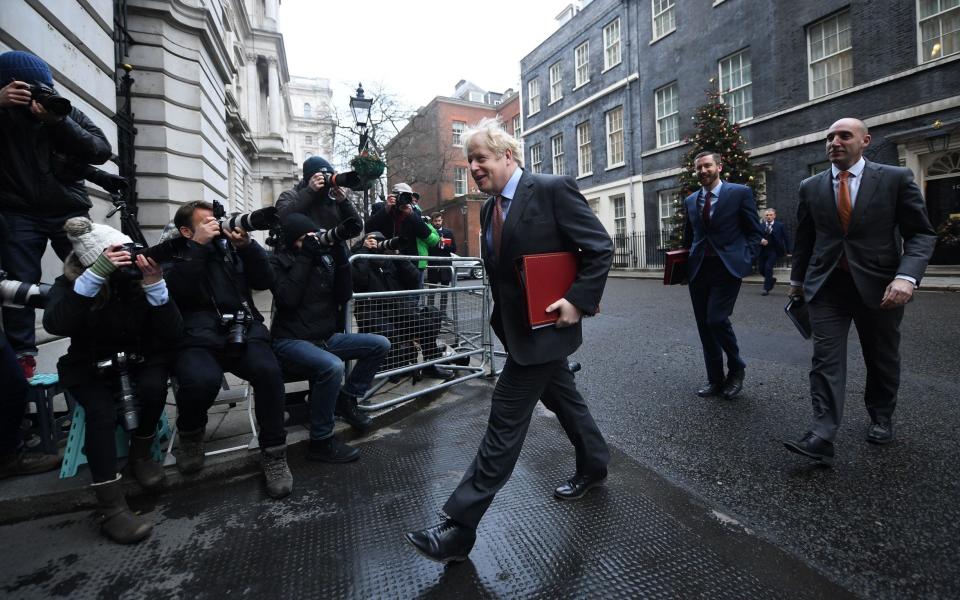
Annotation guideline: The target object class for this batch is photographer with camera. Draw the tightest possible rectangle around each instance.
[276,156,364,235]
[0,51,113,378]
[41,217,182,544]
[351,232,454,382]
[364,183,440,288]
[270,214,389,461]
[165,200,293,499]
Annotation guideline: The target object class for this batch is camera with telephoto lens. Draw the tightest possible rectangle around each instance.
[113,238,190,280]
[220,310,253,350]
[0,270,51,309]
[375,237,402,252]
[212,199,280,235]
[27,82,72,117]
[320,170,365,192]
[96,352,142,432]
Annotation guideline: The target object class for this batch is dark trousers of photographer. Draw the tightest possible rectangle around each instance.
[0,213,77,356]
[426,267,452,315]
[0,338,30,456]
[173,341,287,448]
[357,302,444,370]
[68,362,168,483]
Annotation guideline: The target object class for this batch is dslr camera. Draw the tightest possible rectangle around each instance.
[220,310,253,350]
[27,82,72,117]
[0,270,50,309]
[113,238,190,281]
[212,199,279,235]
[96,351,142,432]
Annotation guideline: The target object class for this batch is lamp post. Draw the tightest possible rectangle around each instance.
[349,83,374,216]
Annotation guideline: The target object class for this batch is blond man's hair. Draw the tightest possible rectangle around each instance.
[461,117,524,168]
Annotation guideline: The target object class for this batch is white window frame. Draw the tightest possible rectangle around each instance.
[807,11,854,100]
[658,188,680,247]
[527,79,541,115]
[603,18,622,71]
[575,41,590,88]
[655,82,679,148]
[468,91,485,103]
[303,102,312,118]
[576,122,593,178]
[549,62,563,104]
[551,134,565,177]
[305,135,313,145]
[605,106,625,168]
[718,49,753,123]
[452,120,466,147]
[530,143,543,174]
[512,114,522,140]
[612,194,628,258]
[454,166,467,196]
[652,0,677,41]
[918,0,960,63]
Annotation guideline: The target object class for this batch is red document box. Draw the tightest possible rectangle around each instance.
[663,248,689,285]
[515,252,578,329]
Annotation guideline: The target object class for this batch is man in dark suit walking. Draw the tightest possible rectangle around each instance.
[758,208,791,296]
[784,118,935,465]
[405,118,613,563]
[683,151,763,400]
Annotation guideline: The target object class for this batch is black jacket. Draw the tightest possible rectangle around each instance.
[165,239,275,349]
[364,206,432,250]
[270,244,351,344]
[42,271,183,388]
[350,250,419,326]
[275,181,363,234]
[0,106,112,216]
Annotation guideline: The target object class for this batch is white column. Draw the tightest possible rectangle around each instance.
[268,58,281,135]
[265,0,279,28]
[245,56,260,134]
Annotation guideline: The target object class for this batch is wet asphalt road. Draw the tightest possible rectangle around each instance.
[572,278,960,599]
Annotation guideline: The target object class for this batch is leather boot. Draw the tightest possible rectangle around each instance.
[261,445,293,499]
[129,434,166,491]
[91,474,152,544]
[334,391,372,432]
[175,428,205,474]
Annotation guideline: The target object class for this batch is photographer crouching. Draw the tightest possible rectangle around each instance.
[270,213,389,462]
[42,217,182,544]
[165,200,292,499]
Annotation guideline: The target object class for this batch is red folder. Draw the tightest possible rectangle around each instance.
[663,248,689,285]
[515,252,578,329]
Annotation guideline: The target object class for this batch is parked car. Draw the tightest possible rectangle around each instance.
[451,253,483,280]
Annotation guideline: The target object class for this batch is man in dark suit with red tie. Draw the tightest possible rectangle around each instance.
[758,208,791,296]
[784,118,935,465]
[405,117,613,563]
[683,151,763,400]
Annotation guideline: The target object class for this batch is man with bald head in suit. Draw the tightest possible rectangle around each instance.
[784,118,936,466]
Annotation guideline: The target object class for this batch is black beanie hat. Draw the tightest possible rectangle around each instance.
[302,156,334,180]
[282,213,318,247]
[0,51,54,86]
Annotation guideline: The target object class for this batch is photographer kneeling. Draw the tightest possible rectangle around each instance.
[270,214,389,461]
[165,201,292,499]
[43,217,182,544]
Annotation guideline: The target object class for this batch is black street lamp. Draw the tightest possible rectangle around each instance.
[349,83,374,215]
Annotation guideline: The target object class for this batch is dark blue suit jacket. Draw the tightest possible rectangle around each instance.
[760,220,791,257]
[683,182,763,280]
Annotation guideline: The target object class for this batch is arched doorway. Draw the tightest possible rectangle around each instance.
[925,151,960,265]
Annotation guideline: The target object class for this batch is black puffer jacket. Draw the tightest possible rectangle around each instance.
[164,239,275,349]
[275,181,363,235]
[269,244,352,344]
[42,257,183,387]
[0,106,112,216]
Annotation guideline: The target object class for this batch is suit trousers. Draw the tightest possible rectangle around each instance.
[807,269,904,442]
[442,356,610,529]
[758,248,779,291]
[688,257,746,383]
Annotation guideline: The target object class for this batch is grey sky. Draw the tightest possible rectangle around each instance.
[279,0,568,110]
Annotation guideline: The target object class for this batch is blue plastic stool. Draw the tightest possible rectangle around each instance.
[59,405,172,479]
[26,373,74,455]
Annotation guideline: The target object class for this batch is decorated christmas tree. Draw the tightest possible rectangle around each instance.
[667,83,765,248]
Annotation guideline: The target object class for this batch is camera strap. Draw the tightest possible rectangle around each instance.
[202,257,254,319]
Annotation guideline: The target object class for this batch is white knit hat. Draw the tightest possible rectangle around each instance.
[63,217,133,267]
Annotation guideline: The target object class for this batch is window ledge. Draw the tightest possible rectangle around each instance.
[643,141,685,157]
[650,29,676,45]
[606,163,626,171]
[577,172,594,180]
[601,61,622,75]
[528,109,540,117]
[572,81,591,91]
[548,98,563,106]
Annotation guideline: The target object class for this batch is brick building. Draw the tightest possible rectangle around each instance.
[521,0,960,267]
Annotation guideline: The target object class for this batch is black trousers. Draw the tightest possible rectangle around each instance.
[0,338,29,456]
[688,257,745,383]
[807,269,904,441]
[443,356,610,529]
[758,248,779,291]
[69,363,169,483]
[173,341,287,449]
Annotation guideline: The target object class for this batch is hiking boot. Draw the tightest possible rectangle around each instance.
[0,451,61,480]
[91,474,152,544]
[307,435,360,463]
[261,445,293,499]
[175,428,205,474]
[129,434,166,491]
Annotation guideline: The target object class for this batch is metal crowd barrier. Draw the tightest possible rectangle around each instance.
[346,254,495,412]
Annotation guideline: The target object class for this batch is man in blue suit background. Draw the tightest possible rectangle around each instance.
[683,151,763,399]
[758,208,791,296]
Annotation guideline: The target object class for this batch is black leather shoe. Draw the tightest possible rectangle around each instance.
[761,290,769,296]
[405,519,476,563]
[783,432,834,466]
[307,435,360,463]
[697,382,723,397]
[866,418,895,445]
[721,369,745,400]
[421,365,456,381]
[554,469,608,500]
[334,392,373,433]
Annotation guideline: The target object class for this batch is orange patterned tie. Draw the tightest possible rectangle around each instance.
[492,195,504,258]
[837,171,852,233]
